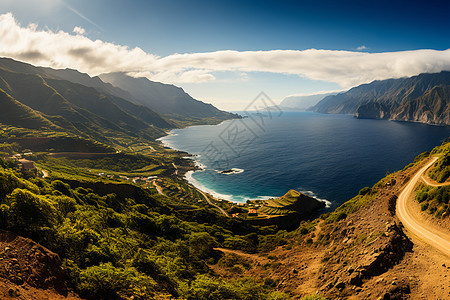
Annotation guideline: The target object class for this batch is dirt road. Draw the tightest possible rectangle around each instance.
[152,180,166,196]
[396,157,450,257]
[198,190,229,217]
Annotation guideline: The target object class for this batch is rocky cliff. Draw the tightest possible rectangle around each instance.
[313,71,450,125]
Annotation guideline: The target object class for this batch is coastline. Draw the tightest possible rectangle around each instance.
[156,123,282,203]
[156,124,330,205]
[156,120,239,202]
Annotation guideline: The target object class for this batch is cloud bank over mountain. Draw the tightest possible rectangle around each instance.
[1,12,449,88]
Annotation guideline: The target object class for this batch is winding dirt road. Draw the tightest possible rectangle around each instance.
[152,180,166,196]
[396,157,450,257]
[198,190,229,217]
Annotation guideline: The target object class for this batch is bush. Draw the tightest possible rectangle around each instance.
[189,232,218,259]
[77,263,156,299]
[6,189,58,232]
[258,234,287,252]
[182,274,236,300]
[416,191,428,203]
[218,253,251,270]
[421,203,429,211]
[223,235,255,253]
[51,180,72,196]
[359,187,371,195]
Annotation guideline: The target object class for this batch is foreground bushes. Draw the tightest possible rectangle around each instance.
[0,166,287,299]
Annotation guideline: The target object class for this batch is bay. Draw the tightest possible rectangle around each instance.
[159,112,450,210]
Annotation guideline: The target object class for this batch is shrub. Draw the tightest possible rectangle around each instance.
[218,253,251,270]
[189,232,218,259]
[6,188,57,232]
[77,263,156,299]
[358,187,371,195]
[258,234,287,252]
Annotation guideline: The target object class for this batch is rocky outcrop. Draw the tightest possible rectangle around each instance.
[0,230,70,294]
[355,102,390,120]
[283,191,326,218]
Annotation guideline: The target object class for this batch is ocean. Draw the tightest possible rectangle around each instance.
[159,112,450,210]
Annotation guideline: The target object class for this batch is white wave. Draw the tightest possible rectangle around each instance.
[244,195,279,201]
[300,189,331,207]
[184,171,233,201]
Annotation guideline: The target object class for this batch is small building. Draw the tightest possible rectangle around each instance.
[248,209,258,216]
[18,159,35,170]
[18,159,37,177]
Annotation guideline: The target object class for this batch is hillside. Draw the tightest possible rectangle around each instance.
[0,60,174,144]
[213,144,450,299]
[0,57,237,141]
[99,72,238,123]
[0,89,57,130]
[252,190,325,217]
[312,71,450,125]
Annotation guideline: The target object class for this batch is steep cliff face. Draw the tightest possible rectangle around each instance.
[354,102,390,120]
[355,85,450,125]
[313,71,450,125]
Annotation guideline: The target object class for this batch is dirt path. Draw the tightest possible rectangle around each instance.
[396,157,450,257]
[198,190,229,217]
[152,180,166,196]
[37,168,49,178]
[172,163,178,176]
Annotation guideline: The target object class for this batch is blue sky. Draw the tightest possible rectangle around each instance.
[1,0,449,109]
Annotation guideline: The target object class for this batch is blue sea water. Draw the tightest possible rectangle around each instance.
[159,112,450,210]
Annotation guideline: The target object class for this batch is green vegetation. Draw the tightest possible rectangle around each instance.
[218,253,251,272]
[428,150,450,183]
[0,124,115,153]
[415,183,450,218]
[0,158,289,299]
[256,190,300,215]
[250,189,325,217]
[414,141,450,218]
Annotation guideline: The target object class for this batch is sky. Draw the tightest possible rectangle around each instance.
[0,0,449,110]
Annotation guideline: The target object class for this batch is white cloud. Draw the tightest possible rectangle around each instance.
[72,26,85,35]
[1,13,450,88]
[357,45,368,51]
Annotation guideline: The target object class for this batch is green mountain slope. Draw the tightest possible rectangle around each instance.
[0,88,57,130]
[0,62,173,144]
[99,72,237,121]
[0,57,237,126]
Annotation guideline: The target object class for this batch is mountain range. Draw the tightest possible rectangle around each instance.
[312,71,450,125]
[278,92,338,111]
[0,57,236,146]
